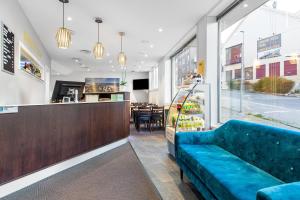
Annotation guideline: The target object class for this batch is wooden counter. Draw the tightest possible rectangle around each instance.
[0,101,130,185]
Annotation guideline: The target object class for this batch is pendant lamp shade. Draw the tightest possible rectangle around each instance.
[118,32,126,67]
[56,27,72,49]
[118,52,127,67]
[93,42,105,59]
[56,0,71,49]
[93,17,105,59]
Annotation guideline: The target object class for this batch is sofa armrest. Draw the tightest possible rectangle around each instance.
[257,182,300,200]
[175,131,216,146]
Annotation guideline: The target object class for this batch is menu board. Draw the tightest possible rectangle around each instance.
[1,22,15,74]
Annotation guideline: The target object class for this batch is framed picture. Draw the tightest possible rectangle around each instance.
[1,22,15,74]
[20,43,43,80]
[85,78,120,93]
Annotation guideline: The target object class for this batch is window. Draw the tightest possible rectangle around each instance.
[234,69,241,79]
[220,0,300,131]
[284,60,297,76]
[245,67,253,80]
[150,66,158,90]
[171,37,197,98]
[256,65,266,79]
[269,62,280,77]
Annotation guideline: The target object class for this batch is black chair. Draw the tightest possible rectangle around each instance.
[151,107,164,130]
[135,109,152,132]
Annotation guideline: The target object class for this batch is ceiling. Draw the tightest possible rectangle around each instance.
[18,0,233,74]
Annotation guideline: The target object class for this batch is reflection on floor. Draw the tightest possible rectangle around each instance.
[129,126,203,200]
[2,144,161,200]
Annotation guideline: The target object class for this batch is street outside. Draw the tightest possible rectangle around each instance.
[221,90,300,130]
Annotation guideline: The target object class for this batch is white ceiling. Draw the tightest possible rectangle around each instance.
[18,0,233,74]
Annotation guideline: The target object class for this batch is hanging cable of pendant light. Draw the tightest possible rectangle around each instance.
[55,0,72,49]
[93,17,105,59]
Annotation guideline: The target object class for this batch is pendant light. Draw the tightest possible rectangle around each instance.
[118,32,127,67]
[56,0,72,49]
[93,17,105,59]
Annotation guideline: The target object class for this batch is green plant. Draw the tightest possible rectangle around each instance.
[120,69,127,86]
[228,80,253,91]
[253,77,294,94]
[120,81,127,86]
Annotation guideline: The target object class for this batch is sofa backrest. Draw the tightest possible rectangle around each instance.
[214,120,300,183]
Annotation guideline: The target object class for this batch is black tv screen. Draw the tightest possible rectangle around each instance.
[133,79,149,90]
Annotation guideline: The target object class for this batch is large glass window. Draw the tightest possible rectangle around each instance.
[220,0,300,130]
[171,38,197,98]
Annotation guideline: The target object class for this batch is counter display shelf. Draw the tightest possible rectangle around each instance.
[166,83,211,157]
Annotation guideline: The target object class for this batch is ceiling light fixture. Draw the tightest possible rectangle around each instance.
[158,28,163,32]
[243,3,248,8]
[56,0,72,49]
[118,32,127,67]
[67,16,72,21]
[150,44,154,48]
[93,17,105,59]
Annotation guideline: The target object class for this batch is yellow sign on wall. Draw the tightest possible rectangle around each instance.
[197,59,205,76]
[23,32,43,59]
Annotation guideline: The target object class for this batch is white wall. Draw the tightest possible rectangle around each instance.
[149,59,172,106]
[0,0,51,106]
[51,71,149,103]
[197,16,219,125]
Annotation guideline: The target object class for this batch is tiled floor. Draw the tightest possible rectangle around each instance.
[129,125,203,200]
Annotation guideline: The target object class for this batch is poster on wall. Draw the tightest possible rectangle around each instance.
[1,22,15,74]
[225,44,242,65]
[257,34,281,59]
[20,47,42,79]
[85,78,120,93]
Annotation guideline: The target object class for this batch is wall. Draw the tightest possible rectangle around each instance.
[148,59,172,106]
[197,16,219,125]
[51,70,149,103]
[0,0,51,106]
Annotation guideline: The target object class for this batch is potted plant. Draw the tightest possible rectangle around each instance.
[120,69,128,91]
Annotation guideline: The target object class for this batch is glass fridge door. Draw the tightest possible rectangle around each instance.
[166,86,191,144]
[177,84,211,133]
[166,83,211,157]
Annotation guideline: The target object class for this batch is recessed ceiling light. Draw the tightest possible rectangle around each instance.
[150,44,154,48]
[72,57,81,63]
[67,16,72,21]
[243,3,248,8]
[141,40,149,44]
[158,28,163,32]
[106,53,110,57]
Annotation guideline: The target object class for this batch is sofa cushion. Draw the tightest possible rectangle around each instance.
[214,120,300,183]
[177,144,283,200]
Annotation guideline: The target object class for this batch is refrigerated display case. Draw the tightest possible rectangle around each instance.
[166,83,211,157]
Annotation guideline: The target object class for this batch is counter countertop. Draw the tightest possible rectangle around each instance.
[1,100,130,108]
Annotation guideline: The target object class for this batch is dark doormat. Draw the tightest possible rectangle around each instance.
[2,143,161,200]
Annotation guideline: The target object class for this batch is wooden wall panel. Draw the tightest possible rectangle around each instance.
[0,101,130,185]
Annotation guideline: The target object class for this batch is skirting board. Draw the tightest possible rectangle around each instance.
[0,138,128,198]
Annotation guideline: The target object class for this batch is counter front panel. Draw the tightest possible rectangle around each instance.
[0,101,130,185]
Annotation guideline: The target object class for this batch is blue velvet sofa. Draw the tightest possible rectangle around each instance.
[175,120,300,200]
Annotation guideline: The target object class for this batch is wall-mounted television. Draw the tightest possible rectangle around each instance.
[133,79,149,90]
